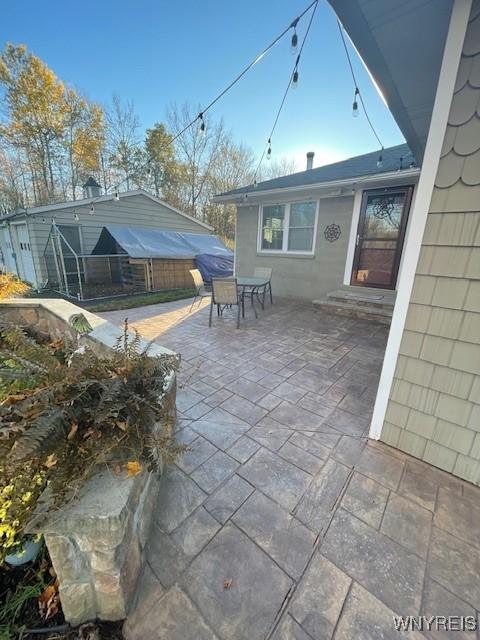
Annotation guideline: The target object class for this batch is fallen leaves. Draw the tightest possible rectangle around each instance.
[38,579,60,620]
[45,453,58,468]
[125,461,142,477]
[67,422,78,440]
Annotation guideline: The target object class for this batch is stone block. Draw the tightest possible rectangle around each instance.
[45,534,89,583]
[59,581,96,627]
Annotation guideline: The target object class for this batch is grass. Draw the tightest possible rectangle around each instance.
[85,288,196,312]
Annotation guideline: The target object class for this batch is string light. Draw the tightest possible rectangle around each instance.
[352,88,359,118]
[90,204,95,215]
[292,69,299,90]
[253,1,318,183]
[114,188,120,201]
[74,211,79,221]
[82,0,317,209]
[398,156,404,171]
[198,113,206,136]
[253,179,258,188]
[337,20,385,152]
[377,149,384,168]
[41,217,46,224]
[291,29,298,55]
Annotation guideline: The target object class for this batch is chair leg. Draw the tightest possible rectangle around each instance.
[208,299,214,327]
[236,303,241,329]
[269,283,273,304]
[242,293,245,318]
[189,294,197,313]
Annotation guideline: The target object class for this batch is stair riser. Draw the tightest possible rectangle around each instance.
[326,295,395,312]
[315,302,392,325]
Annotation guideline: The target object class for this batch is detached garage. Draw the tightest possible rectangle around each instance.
[0,182,231,298]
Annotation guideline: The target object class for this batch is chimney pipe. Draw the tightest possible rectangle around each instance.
[306,151,314,171]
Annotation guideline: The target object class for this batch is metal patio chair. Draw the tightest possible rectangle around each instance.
[189,268,211,312]
[209,278,244,329]
[243,267,273,309]
[254,267,273,305]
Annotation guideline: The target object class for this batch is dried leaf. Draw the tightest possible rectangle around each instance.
[45,453,58,468]
[223,578,233,590]
[125,461,142,477]
[38,582,59,620]
[1,393,26,406]
[116,420,127,432]
[67,422,78,440]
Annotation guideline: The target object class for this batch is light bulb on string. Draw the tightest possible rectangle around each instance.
[377,149,384,169]
[74,211,79,222]
[90,204,95,215]
[198,113,206,136]
[352,88,359,118]
[253,179,258,189]
[41,217,46,224]
[267,139,272,160]
[290,29,298,55]
[292,69,299,90]
[114,188,120,201]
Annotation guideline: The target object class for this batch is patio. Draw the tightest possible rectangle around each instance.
[100,298,480,640]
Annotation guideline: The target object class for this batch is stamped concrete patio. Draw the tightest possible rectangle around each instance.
[100,298,480,640]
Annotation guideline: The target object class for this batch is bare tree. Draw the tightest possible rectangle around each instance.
[106,95,141,190]
[166,102,225,218]
[260,157,297,180]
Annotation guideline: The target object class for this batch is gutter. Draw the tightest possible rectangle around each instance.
[212,167,421,204]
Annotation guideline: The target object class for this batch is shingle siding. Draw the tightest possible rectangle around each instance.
[380,4,480,486]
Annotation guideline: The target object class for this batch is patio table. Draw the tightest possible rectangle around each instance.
[230,276,270,319]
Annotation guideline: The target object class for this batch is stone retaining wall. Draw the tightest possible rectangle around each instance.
[0,299,177,624]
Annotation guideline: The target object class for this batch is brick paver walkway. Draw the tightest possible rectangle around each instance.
[100,298,480,640]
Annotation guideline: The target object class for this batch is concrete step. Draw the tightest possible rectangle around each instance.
[312,299,393,325]
[326,292,395,312]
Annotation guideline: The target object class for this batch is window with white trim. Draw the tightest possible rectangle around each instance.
[259,201,317,254]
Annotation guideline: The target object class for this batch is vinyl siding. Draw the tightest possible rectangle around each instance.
[21,194,209,285]
[380,4,480,486]
[235,195,353,300]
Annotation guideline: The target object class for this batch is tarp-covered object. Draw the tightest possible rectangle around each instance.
[92,224,233,259]
[195,254,234,283]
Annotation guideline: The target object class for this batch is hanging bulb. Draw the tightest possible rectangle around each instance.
[409,160,415,169]
[41,217,46,224]
[377,149,384,169]
[198,113,206,136]
[292,69,299,90]
[352,88,359,118]
[290,29,298,55]
[267,139,272,160]
[253,179,258,189]
[114,188,120,201]
[52,217,56,225]
[90,204,95,215]
[398,156,404,171]
[74,212,79,221]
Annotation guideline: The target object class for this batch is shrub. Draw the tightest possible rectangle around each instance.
[0,321,183,563]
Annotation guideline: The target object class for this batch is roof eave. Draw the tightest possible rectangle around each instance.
[212,167,420,204]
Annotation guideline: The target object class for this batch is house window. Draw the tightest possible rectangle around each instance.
[259,201,318,254]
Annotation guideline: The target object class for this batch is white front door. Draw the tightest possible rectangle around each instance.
[14,224,37,284]
[0,227,17,273]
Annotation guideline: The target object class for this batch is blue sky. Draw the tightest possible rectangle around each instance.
[1,0,405,170]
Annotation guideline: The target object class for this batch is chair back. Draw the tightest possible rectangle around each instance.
[212,278,239,305]
[254,267,272,281]
[189,268,205,293]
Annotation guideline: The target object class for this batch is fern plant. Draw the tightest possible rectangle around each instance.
[0,321,183,562]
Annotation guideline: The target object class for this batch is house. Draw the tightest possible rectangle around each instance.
[216,0,480,486]
[0,178,215,295]
[214,143,419,322]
